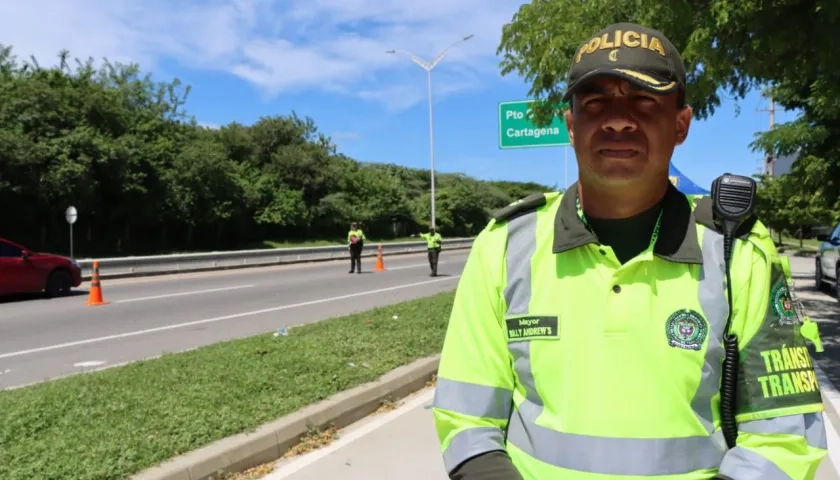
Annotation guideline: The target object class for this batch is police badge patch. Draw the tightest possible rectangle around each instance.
[665,309,708,351]
[770,281,797,326]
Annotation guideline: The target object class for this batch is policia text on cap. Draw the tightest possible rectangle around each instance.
[432,22,827,480]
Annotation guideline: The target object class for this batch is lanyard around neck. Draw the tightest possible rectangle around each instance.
[575,192,663,250]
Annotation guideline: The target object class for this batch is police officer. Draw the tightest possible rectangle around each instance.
[347,222,365,274]
[432,23,827,480]
[413,226,443,276]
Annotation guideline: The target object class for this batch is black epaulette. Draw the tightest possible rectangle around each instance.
[693,196,757,240]
[492,193,547,223]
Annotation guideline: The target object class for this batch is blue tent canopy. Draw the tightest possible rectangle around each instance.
[669,164,709,195]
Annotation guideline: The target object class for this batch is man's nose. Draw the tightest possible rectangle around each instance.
[601,107,638,133]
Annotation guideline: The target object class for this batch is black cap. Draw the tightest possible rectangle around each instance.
[563,23,685,103]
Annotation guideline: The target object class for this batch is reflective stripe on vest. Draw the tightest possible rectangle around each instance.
[502,207,728,475]
[716,413,826,479]
[434,202,826,477]
[434,378,513,471]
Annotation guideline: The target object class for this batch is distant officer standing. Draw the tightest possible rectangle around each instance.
[347,222,365,274]
[413,227,443,276]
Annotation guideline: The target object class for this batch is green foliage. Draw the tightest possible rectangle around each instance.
[0,290,456,480]
[755,167,838,240]
[497,0,838,124]
[0,45,553,257]
[497,0,840,229]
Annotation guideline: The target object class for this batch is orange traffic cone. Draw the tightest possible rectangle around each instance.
[85,260,109,306]
[375,244,385,272]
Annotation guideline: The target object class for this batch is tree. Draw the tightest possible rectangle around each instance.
[755,166,836,247]
[498,0,840,122]
[497,0,840,221]
[0,44,555,257]
[754,175,788,244]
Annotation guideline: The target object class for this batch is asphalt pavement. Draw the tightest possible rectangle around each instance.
[0,250,468,390]
[795,254,840,391]
[258,254,840,480]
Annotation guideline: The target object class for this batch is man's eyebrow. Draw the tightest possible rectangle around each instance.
[577,80,646,96]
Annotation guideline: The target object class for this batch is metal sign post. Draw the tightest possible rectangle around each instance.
[65,206,77,259]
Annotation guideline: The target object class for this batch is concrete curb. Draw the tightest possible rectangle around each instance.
[83,246,472,282]
[131,355,441,480]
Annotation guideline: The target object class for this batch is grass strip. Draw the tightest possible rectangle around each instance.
[778,235,821,250]
[0,291,455,480]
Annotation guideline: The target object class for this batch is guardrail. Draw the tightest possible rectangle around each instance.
[75,238,476,280]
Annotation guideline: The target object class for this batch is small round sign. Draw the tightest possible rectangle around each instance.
[65,206,78,225]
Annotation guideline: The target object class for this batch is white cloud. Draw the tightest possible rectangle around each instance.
[0,0,522,110]
[331,131,360,140]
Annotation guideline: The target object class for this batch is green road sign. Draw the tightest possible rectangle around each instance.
[498,100,570,149]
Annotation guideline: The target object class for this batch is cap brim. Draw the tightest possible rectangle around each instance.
[562,67,680,102]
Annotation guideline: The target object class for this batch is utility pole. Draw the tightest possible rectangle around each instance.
[757,92,776,176]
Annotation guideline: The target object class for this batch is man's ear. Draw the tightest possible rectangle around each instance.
[564,108,575,146]
[675,105,692,146]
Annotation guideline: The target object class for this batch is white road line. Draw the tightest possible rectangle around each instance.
[385,262,446,272]
[73,360,106,368]
[113,285,255,303]
[0,276,459,360]
[5,356,174,391]
[264,388,435,479]
[814,364,840,472]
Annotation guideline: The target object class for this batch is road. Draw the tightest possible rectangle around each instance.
[260,254,840,480]
[0,250,468,390]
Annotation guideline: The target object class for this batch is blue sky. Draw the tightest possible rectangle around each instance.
[4,0,799,191]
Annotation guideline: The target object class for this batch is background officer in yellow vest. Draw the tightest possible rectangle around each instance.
[432,22,827,480]
[347,222,365,273]
[412,226,443,276]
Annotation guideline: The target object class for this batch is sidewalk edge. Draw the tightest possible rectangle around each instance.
[130,355,441,480]
[814,365,840,474]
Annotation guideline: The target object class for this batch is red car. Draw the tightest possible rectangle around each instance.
[0,237,82,297]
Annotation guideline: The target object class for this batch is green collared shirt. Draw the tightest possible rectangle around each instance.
[552,182,704,265]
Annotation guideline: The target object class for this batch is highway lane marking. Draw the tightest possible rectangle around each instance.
[92,251,468,287]
[0,276,460,360]
[264,388,436,478]
[106,265,438,301]
[113,285,255,303]
[815,364,840,472]
[378,261,446,271]
[73,360,106,368]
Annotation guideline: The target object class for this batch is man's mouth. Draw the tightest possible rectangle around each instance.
[598,148,639,158]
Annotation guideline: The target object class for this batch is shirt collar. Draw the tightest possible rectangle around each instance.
[551,181,704,264]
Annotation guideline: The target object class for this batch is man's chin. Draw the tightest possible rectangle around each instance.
[588,169,648,188]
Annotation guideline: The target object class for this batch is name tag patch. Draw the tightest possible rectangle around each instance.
[505,315,559,341]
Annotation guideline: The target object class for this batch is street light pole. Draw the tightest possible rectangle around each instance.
[386,34,474,230]
[426,67,436,230]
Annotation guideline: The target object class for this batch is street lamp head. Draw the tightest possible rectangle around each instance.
[385,49,396,54]
[463,34,474,41]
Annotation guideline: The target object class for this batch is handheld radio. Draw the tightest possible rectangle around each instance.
[711,173,757,449]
